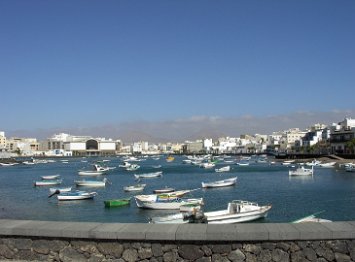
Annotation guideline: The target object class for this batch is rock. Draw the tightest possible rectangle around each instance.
[59,246,87,262]
[71,240,99,253]
[243,244,261,255]
[258,249,272,262]
[272,248,289,262]
[228,249,245,262]
[122,249,138,262]
[315,246,334,261]
[32,239,50,255]
[97,242,124,258]
[303,248,317,261]
[211,253,231,262]
[212,244,232,254]
[163,251,178,262]
[290,251,305,262]
[138,247,153,260]
[196,257,212,262]
[152,243,163,257]
[334,252,351,262]
[178,245,204,260]
[202,245,212,256]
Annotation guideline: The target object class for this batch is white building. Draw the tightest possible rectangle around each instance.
[44,133,120,156]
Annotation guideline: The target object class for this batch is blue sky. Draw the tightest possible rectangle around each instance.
[1,1,354,139]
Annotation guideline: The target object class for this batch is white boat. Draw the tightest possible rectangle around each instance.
[135,197,203,210]
[292,211,332,223]
[41,174,61,180]
[201,177,237,188]
[75,178,108,187]
[34,179,62,187]
[123,184,146,192]
[49,187,72,194]
[57,191,97,201]
[126,164,140,171]
[150,213,191,224]
[78,170,104,176]
[200,162,216,169]
[135,189,194,202]
[204,200,272,224]
[289,166,313,176]
[0,162,19,166]
[93,163,116,172]
[134,171,163,179]
[151,200,271,224]
[236,162,249,166]
[215,166,231,173]
[119,161,131,168]
[318,162,336,168]
[153,187,175,194]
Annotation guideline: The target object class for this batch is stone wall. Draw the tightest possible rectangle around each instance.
[1,219,355,261]
[1,237,355,261]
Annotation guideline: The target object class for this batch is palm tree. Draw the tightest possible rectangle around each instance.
[345,138,355,154]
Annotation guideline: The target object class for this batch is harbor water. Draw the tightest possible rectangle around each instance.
[0,155,355,223]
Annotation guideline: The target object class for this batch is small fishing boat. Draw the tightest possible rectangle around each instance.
[41,174,61,180]
[0,162,19,166]
[134,171,163,179]
[34,179,62,187]
[201,177,237,188]
[78,170,104,176]
[123,184,146,192]
[204,200,272,224]
[292,211,332,223]
[215,166,231,173]
[151,200,272,224]
[200,162,216,169]
[57,191,97,201]
[135,197,204,210]
[153,187,175,194]
[166,156,175,162]
[49,187,72,194]
[126,164,140,171]
[134,189,196,202]
[104,198,131,208]
[75,178,108,187]
[93,163,116,172]
[289,166,313,176]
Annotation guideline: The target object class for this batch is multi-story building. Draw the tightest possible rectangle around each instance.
[0,131,6,151]
[6,137,39,155]
[329,118,355,154]
[43,133,120,156]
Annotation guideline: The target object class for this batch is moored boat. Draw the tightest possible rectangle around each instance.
[201,177,237,188]
[104,198,131,208]
[153,187,175,194]
[289,166,313,176]
[49,187,72,194]
[204,200,272,224]
[135,197,203,210]
[75,178,108,187]
[41,174,61,180]
[134,171,163,179]
[78,170,104,176]
[123,184,146,192]
[215,166,231,173]
[34,179,62,187]
[57,191,97,201]
[292,211,332,223]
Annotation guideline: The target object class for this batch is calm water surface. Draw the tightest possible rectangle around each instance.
[0,155,354,223]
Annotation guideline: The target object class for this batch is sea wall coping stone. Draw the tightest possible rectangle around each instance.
[1,219,355,242]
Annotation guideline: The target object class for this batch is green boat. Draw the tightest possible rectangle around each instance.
[104,198,131,208]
